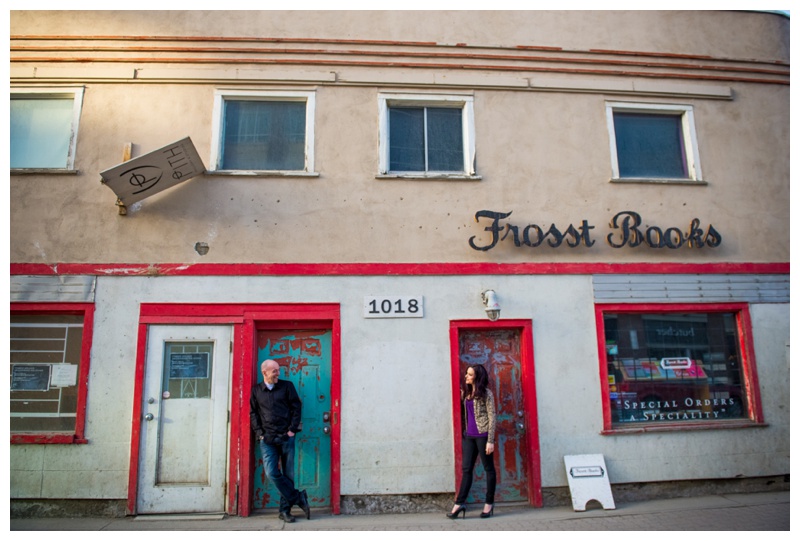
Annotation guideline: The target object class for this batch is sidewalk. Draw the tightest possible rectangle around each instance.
[10,491,790,531]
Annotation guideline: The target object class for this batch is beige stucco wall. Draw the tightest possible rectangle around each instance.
[9,83,790,264]
[10,10,790,61]
[10,10,789,266]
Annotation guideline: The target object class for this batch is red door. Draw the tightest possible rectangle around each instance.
[451,321,541,506]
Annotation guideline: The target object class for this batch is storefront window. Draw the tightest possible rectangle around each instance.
[10,304,94,444]
[601,309,752,428]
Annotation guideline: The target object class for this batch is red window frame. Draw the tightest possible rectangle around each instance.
[10,302,95,444]
[595,302,765,434]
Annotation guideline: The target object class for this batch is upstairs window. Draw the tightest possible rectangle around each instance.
[11,88,84,170]
[210,90,315,173]
[606,102,703,182]
[379,94,476,178]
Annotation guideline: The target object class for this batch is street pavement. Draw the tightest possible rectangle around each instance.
[9,490,790,532]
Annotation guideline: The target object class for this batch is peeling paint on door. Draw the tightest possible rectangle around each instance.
[459,329,529,503]
[253,329,332,509]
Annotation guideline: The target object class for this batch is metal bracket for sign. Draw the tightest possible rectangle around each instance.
[564,454,616,511]
[116,143,132,216]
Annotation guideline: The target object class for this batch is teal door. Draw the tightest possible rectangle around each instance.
[253,329,332,509]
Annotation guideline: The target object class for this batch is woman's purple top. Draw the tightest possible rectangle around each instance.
[465,399,488,437]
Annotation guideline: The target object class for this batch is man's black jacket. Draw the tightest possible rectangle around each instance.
[250,379,303,441]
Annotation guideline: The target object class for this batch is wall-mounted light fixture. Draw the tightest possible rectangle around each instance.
[481,289,501,321]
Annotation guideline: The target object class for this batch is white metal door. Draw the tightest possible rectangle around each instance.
[137,325,232,514]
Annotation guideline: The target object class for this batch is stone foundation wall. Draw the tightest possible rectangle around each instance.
[11,475,788,518]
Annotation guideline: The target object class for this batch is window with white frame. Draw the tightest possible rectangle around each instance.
[379,93,476,177]
[11,88,84,170]
[605,102,703,182]
[210,90,315,173]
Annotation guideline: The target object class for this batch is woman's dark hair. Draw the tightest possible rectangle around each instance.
[464,364,489,400]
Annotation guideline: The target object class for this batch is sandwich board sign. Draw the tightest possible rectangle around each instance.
[100,137,205,206]
[564,454,616,511]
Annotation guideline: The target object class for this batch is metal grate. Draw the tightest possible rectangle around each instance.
[593,274,789,303]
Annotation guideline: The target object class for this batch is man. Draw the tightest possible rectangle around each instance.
[250,359,311,523]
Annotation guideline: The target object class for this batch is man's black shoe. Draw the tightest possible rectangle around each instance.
[278,512,296,523]
[298,490,311,519]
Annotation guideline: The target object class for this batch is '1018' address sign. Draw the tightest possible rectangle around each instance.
[363,296,424,318]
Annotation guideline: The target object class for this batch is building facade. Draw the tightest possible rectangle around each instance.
[10,10,789,517]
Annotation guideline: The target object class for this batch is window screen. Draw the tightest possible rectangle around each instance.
[221,100,306,170]
[389,106,463,172]
[613,112,687,179]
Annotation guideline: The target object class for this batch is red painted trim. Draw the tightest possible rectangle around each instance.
[126,322,149,515]
[126,303,341,517]
[448,324,462,497]
[596,307,614,430]
[236,318,256,517]
[10,262,790,277]
[74,303,94,443]
[227,320,246,515]
[11,34,441,48]
[11,44,789,77]
[330,316,343,515]
[449,319,542,508]
[600,419,768,435]
[737,307,765,423]
[10,303,94,446]
[10,55,789,85]
[594,302,765,434]
[11,34,789,68]
[587,48,787,66]
[10,434,88,445]
[518,321,542,508]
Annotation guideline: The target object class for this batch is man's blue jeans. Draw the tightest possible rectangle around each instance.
[259,436,300,514]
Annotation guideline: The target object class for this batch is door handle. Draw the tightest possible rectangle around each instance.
[323,412,331,422]
[323,426,331,435]
[145,413,154,421]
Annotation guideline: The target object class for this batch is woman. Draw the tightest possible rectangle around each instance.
[447,364,497,519]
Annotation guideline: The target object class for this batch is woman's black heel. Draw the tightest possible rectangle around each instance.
[480,505,494,519]
[446,504,467,519]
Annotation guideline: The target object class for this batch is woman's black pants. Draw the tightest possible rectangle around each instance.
[455,435,496,505]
